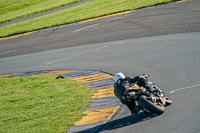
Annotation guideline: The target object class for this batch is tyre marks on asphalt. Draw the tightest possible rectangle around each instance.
[0,50,17,55]
[0,70,120,133]
[0,0,192,41]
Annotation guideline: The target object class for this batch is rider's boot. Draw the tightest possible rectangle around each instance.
[165,98,172,106]
[131,106,140,116]
[159,90,172,106]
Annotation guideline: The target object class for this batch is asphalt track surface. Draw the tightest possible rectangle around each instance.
[0,0,200,133]
[1,0,200,58]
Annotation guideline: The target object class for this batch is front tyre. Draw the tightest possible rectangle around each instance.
[138,95,165,115]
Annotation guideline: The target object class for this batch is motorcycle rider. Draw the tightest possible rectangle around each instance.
[114,72,172,115]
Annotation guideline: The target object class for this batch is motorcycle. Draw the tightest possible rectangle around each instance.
[125,81,168,115]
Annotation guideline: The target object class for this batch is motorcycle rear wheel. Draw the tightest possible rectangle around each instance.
[138,95,165,115]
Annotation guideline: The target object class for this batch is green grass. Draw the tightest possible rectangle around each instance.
[0,0,175,38]
[0,76,92,133]
[0,0,82,24]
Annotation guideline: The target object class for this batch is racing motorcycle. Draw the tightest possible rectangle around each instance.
[125,81,168,115]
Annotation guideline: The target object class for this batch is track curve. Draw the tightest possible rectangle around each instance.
[0,0,200,58]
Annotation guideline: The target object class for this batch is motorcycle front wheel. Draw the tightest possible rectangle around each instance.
[138,95,165,115]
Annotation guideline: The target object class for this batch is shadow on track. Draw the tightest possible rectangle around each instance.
[74,112,157,133]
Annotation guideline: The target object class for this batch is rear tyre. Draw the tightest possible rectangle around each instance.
[138,95,165,115]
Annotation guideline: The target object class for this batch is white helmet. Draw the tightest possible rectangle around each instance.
[114,72,125,82]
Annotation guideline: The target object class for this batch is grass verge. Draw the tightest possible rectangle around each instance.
[0,0,175,38]
[0,76,92,133]
[0,0,82,24]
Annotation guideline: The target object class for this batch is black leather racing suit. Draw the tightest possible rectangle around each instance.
[114,75,153,113]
